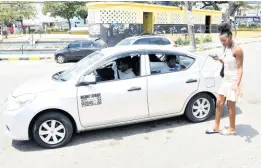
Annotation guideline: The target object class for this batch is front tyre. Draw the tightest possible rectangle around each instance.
[185,93,215,123]
[56,55,66,64]
[32,112,73,149]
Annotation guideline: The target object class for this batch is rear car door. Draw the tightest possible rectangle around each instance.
[145,50,200,117]
[81,41,99,59]
[68,41,82,60]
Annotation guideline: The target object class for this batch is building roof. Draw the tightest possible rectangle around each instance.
[87,2,223,14]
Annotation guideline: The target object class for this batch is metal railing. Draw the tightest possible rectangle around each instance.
[20,31,42,55]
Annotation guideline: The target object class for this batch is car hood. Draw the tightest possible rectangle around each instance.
[12,76,58,97]
[55,48,67,53]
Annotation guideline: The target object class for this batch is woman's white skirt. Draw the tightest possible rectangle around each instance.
[217,80,242,102]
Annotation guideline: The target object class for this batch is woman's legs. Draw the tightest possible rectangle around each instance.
[226,100,236,132]
[213,94,226,131]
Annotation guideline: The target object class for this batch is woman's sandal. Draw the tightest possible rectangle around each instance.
[205,128,220,134]
[219,129,236,136]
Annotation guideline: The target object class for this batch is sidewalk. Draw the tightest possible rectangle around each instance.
[178,37,261,52]
[0,37,261,61]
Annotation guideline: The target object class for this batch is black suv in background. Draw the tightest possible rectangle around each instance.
[55,38,107,64]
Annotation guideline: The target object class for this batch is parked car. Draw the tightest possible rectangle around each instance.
[54,38,107,64]
[115,35,177,47]
[3,45,222,148]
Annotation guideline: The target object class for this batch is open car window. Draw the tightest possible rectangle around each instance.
[93,53,142,83]
[148,53,195,75]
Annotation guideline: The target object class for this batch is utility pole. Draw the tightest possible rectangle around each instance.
[0,24,3,42]
[185,1,196,52]
[257,1,260,16]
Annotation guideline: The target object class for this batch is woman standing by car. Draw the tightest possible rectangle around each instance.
[206,22,244,135]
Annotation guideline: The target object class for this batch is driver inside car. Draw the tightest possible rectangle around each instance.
[112,57,136,80]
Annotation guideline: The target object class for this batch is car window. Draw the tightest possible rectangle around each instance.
[179,56,195,68]
[82,41,98,48]
[82,41,92,48]
[149,38,164,45]
[93,54,141,83]
[148,54,194,75]
[133,38,151,45]
[68,42,81,48]
[115,38,137,46]
[160,38,171,45]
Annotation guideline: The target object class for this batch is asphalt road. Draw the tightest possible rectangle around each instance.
[0,42,260,168]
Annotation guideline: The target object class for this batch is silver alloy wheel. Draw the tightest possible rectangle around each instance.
[39,120,66,145]
[57,55,65,63]
[192,98,211,119]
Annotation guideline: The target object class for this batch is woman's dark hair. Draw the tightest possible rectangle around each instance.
[218,22,232,37]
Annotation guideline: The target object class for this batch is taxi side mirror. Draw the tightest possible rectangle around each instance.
[76,74,96,86]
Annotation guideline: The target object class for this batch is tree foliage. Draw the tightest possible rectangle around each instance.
[42,2,87,29]
[0,2,36,33]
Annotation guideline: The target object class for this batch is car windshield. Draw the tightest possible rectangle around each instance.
[57,51,104,81]
[115,38,136,46]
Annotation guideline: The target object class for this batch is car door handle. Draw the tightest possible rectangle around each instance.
[128,87,141,92]
[186,79,198,83]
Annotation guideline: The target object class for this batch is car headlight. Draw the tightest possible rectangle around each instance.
[6,94,36,111]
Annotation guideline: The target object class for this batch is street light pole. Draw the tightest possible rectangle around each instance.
[0,24,3,41]
[257,1,260,16]
[185,1,196,52]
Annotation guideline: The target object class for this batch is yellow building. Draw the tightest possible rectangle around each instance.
[87,2,223,46]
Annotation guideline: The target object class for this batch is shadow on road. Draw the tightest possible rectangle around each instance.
[236,124,260,143]
[12,105,244,152]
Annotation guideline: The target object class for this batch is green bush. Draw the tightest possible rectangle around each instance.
[239,24,247,28]
[203,35,212,43]
[174,37,191,46]
[183,38,190,45]
[195,37,200,44]
[53,28,61,32]
[175,37,184,45]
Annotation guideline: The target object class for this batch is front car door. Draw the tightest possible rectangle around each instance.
[77,51,149,127]
[145,50,200,117]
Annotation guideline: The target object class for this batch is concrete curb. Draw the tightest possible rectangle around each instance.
[0,56,54,61]
[195,39,261,52]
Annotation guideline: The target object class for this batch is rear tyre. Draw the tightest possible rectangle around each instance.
[56,55,66,64]
[185,93,215,123]
[32,112,74,149]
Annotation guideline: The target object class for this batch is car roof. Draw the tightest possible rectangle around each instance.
[71,38,104,43]
[125,35,170,40]
[100,45,193,58]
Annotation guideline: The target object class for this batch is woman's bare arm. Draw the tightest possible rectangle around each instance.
[234,46,244,86]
